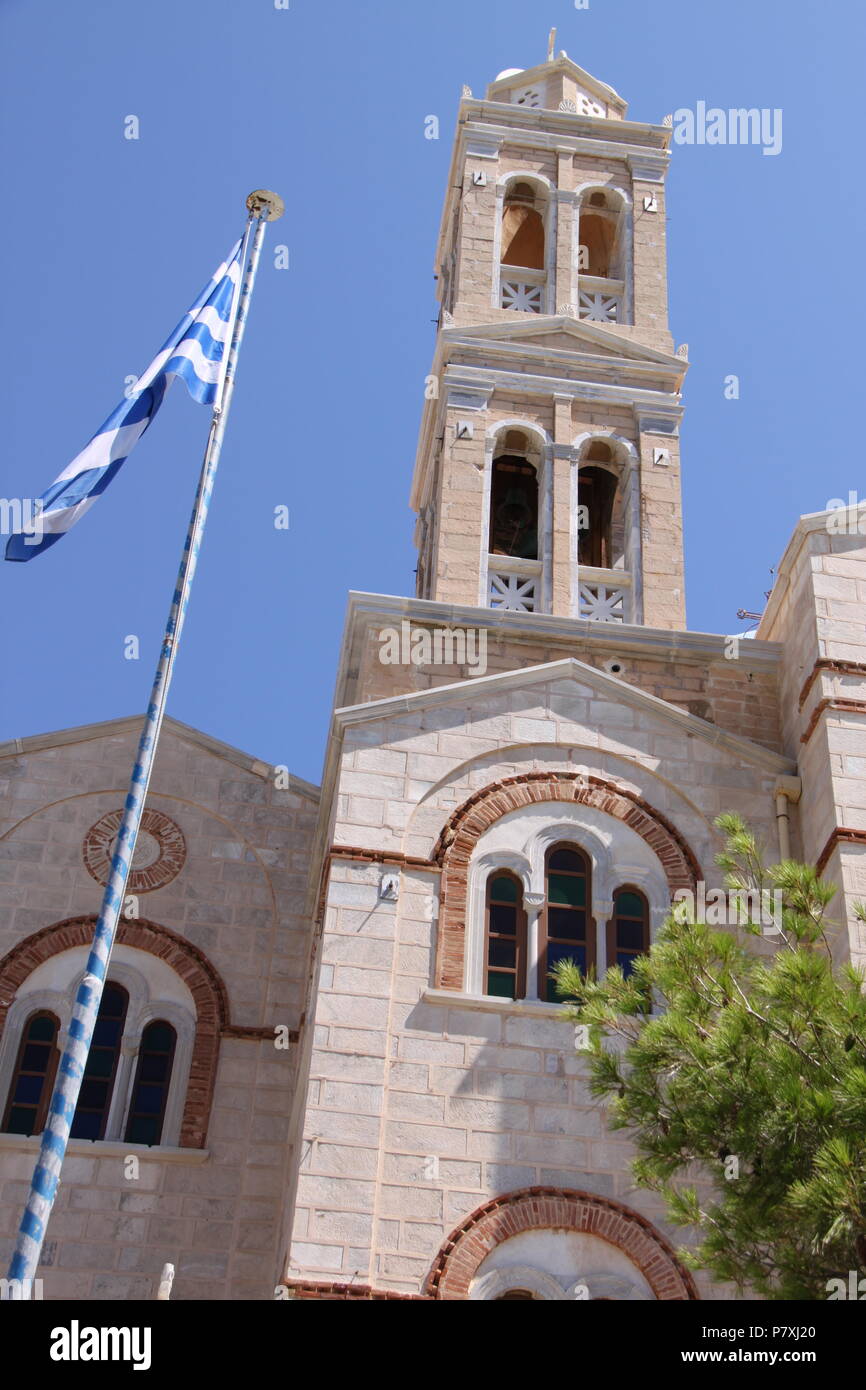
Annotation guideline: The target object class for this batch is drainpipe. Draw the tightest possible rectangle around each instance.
[773,776,801,861]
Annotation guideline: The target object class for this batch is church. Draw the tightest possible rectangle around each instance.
[1,49,864,1302]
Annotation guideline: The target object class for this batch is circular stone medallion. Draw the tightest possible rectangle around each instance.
[83,808,186,893]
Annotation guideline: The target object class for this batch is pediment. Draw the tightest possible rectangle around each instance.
[445,316,683,370]
[336,657,794,775]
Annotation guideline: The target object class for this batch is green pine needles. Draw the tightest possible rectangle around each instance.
[554,813,866,1300]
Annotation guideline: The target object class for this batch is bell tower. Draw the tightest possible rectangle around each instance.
[411,49,688,630]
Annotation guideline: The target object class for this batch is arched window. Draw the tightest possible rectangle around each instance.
[501,182,545,270]
[124,1020,177,1146]
[578,190,621,279]
[485,871,527,999]
[489,437,539,560]
[577,189,628,324]
[578,441,618,568]
[541,845,593,1003]
[607,888,650,977]
[2,1011,59,1136]
[70,982,128,1141]
[499,180,548,313]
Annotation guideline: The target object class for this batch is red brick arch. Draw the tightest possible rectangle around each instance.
[0,915,230,1148]
[433,772,700,990]
[426,1187,698,1300]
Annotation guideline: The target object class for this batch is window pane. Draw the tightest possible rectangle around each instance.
[101,985,127,1018]
[133,1084,165,1115]
[544,942,586,1002]
[126,1114,160,1146]
[548,906,586,941]
[489,903,517,934]
[144,1022,175,1052]
[140,1053,170,1083]
[489,938,517,969]
[617,952,640,979]
[72,1111,102,1140]
[27,1016,56,1043]
[615,891,645,917]
[13,1074,44,1105]
[7,1107,38,1135]
[548,847,585,873]
[21,1043,51,1071]
[548,872,586,907]
[93,1017,123,1047]
[487,971,516,999]
[78,1079,109,1111]
[490,874,518,903]
[616,919,645,951]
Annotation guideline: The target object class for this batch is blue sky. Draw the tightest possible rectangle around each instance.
[1,0,862,786]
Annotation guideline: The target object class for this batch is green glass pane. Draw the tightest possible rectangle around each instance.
[615,891,645,917]
[490,874,518,902]
[548,873,585,907]
[487,971,515,999]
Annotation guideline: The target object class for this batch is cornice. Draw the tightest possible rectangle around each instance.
[0,714,321,801]
[443,361,684,416]
[343,591,785,675]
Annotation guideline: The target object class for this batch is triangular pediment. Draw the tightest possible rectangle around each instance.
[335,657,794,776]
[444,316,685,374]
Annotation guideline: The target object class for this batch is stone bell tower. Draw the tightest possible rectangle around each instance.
[411,49,688,630]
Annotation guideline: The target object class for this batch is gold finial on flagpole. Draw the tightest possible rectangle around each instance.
[547,28,556,62]
[246,189,285,221]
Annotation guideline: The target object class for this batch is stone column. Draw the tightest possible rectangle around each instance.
[524,892,545,1001]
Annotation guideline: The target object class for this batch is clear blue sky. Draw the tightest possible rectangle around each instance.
[2,0,862,785]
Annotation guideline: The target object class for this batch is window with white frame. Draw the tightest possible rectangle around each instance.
[468,801,669,1002]
[0,945,195,1147]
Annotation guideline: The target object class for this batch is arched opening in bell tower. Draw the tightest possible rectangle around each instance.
[501,182,545,270]
[498,177,550,314]
[577,440,619,569]
[489,430,539,561]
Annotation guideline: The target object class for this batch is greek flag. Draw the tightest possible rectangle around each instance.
[5,239,244,562]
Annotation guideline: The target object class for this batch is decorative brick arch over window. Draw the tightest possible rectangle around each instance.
[426,1187,698,1300]
[0,916,230,1148]
[433,772,700,990]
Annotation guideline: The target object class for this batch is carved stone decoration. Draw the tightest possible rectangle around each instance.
[83,807,186,893]
[676,343,689,358]
[461,84,473,98]
[558,99,577,113]
[556,302,578,317]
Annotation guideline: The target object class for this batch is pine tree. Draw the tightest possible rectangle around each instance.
[555,814,866,1299]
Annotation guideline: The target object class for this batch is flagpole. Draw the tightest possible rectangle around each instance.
[4,189,284,1296]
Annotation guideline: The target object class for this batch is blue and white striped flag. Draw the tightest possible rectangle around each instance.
[5,239,244,562]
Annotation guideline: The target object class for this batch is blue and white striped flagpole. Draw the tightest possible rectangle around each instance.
[4,190,284,1296]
